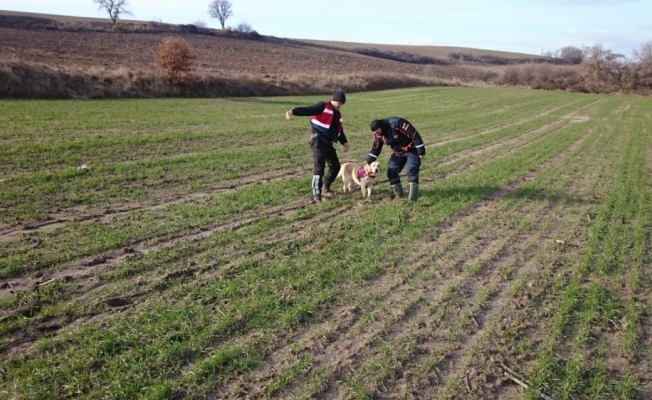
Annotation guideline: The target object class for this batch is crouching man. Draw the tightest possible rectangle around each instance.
[367,117,426,201]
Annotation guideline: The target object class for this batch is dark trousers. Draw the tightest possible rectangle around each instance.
[311,135,340,189]
[387,150,420,185]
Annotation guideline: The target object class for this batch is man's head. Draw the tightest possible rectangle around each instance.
[330,89,346,110]
[370,119,389,136]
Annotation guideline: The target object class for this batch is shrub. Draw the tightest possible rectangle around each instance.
[234,21,252,33]
[155,37,194,85]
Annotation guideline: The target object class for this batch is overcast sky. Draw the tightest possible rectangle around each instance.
[2,0,651,56]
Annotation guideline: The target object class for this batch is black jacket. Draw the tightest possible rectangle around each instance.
[367,117,425,164]
[292,101,348,144]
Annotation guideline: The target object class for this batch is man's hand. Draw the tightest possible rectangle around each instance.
[343,143,350,153]
[419,154,425,159]
[285,109,293,120]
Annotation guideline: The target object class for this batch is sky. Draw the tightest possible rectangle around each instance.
[2,0,651,57]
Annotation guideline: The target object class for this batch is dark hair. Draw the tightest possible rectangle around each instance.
[370,119,387,132]
[331,89,346,104]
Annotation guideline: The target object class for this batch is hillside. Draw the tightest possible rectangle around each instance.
[0,25,484,77]
[2,10,648,98]
[0,10,537,60]
[0,10,510,98]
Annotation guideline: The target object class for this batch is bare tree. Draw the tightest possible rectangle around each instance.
[234,21,252,33]
[583,44,627,91]
[541,48,560,59]
[633,40,652,66]
[560,46,584,64]
[93,0,133,26]
[208,0,233,30]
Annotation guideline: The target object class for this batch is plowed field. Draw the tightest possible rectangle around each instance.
[0,26,477,78]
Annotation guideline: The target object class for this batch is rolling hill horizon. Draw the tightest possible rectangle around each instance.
[0,9,539,60]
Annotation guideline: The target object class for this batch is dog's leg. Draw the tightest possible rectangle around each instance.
[360,180,367,198]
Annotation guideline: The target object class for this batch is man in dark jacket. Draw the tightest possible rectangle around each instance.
[286,90,350,203]
[367,117,425,201]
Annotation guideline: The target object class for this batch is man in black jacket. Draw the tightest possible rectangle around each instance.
[286,90,350,203]
[367,117,425,201]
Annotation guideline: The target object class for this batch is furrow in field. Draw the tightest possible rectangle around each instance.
[377,123,608,399]
[454,126,619,398]
[214,196,537,399]
[1,117,571,286]
[213,127,594,398]
[317,207,555,400]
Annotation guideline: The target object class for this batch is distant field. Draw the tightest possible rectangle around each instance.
[1,87,651,399]
[303,39,539,59]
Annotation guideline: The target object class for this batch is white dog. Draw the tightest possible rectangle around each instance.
[336,161,381,198]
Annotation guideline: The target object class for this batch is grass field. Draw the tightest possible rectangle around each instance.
[1,87,651,399]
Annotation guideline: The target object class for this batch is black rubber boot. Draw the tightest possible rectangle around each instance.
[408,183,419,202]
[391,183,405,199]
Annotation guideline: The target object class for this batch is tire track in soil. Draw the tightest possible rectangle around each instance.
[0,203,360,357]
[1,174,414,342]
[0,166,312,243]
[0,196,314,302]
[213,128,594,399]
[436,119,569,179]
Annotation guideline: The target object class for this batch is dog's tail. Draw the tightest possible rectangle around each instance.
[336,164,345,179]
